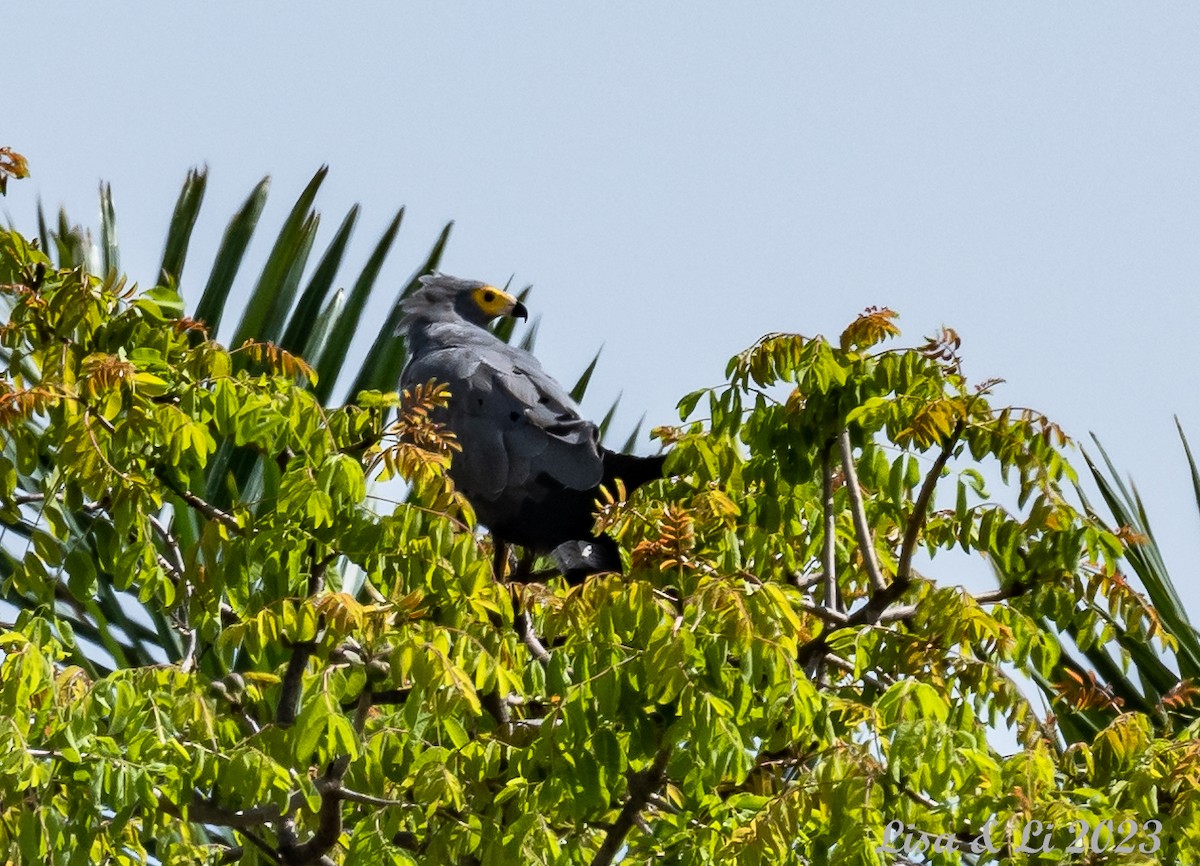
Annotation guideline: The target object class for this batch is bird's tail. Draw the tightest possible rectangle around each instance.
[601,449,668,494]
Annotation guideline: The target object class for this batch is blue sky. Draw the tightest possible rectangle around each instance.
[7,4,1200,613]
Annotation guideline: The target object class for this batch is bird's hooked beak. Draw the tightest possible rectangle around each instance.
[473,285,528,321]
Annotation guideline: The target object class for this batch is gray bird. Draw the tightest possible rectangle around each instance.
[399,274,665,581]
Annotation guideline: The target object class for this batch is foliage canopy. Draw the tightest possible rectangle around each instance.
[2,197,1199,865]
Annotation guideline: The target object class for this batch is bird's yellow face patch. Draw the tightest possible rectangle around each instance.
[472,285,521,318]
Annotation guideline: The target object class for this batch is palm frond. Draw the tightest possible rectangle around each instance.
[280,205,359,355]
[158,166,208,287]
[311,206,404,403]
[231,166,328,347]
[99,182,118,275]
[1083,435,1200,681]
[193,177,270,333]
[347,220,454,398]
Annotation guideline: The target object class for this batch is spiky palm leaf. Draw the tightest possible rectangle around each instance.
[1023,425,1200,741]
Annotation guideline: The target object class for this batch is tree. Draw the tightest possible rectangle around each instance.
[2,199,1199,864]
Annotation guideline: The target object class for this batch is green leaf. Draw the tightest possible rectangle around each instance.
[294,692,330,764]
[1177,416,1200,536]
[1084,436,1200,681]
[36,199,50,255]
[64,548,98,598]
[677,388,707,421]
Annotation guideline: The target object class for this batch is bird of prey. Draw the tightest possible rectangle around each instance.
[399,274,665,581]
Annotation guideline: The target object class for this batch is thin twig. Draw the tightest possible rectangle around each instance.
[149,513,199,671]
[838,430,887,592]
[179,624,200,674]
[879,573,1034,625]
[974,578,1032,605]
[823,652,893,691]
[148,514,186,579]
[215,844,244,864]
[154,551,182,585]
[335,787,406,808]
[902,786,939,809]
[851,419,965,627]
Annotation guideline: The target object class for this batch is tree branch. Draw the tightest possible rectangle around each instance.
[878,604,917,624]
[237,829,284,864]
[820,441,840,614]
[306,546,335,597]
[798,598,848,625]
[896,420,964,586]
[823,652,893,691]
[849,419,964,628]
[798,421,964,667]
[878,573,1036,625]
[276,639,316,726]
[148,513,186,579]
[514,609,552,664]
[156,468,242,532]
[790,571,824,592]
[366,687,411,706]
[161,793,293,830]
[590,746,671,866]
[279,785,342,865]
[974,577,1032,605]
[838,429,886,592]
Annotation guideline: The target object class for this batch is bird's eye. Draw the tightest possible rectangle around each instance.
[483,291,496,304]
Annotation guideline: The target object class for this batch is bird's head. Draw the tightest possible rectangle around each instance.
[401,274,528,329]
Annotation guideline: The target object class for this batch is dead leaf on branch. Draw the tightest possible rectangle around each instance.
[0,147,30,195]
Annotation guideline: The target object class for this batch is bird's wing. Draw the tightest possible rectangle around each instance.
[403,332,603,500]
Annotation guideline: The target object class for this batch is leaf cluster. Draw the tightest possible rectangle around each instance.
[3,232,1199,866]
